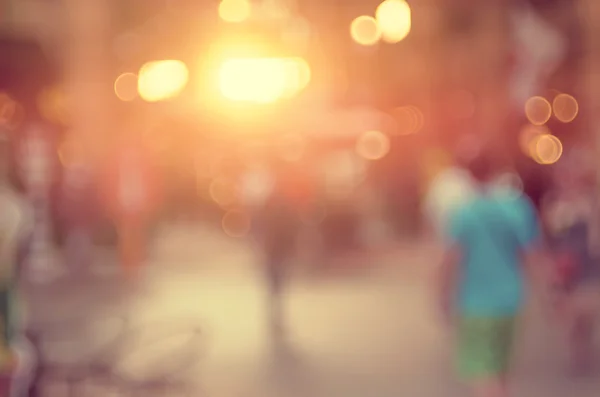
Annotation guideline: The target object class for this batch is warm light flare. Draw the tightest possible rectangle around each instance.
[283,57,311,97]
[375,0,412,43]
[218,57,310,103]
[138,60,189,102]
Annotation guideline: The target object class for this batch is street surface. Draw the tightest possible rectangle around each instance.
[25,223,600,396]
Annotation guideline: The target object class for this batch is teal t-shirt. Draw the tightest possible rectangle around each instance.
[448,191,540,316]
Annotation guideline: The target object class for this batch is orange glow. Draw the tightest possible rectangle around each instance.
[281,17,312,51]
[2,103,24,130]
[422,148,452,186]
[350,16,381,46]
[0,93,17,126]
[261,0,291,20]
[301,203,327,225]
[222,209,252,237]
[218,57,311,103]
[552,93,578,123]
[524,96,552,126]
[218,0,251,23]
[448,90,475,119]
[356,130,390,160]
[534,134,563,165]
[58,137,86,167]
[209,177,238,208]
[138,60,189,102]
[39,88,67,124]
[375,0,411,43]
[278,134,305,162]
[37,86,69,125]
[284,58,311,96]
[114,73,139,102]
[391,106,423,135]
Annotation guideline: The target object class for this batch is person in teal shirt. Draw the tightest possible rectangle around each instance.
[439,152,542,397]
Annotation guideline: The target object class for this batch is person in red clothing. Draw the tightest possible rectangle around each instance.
[100,134,162,279]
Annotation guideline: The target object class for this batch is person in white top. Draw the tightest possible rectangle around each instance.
[423,137,482,239]
[423,166,478,238]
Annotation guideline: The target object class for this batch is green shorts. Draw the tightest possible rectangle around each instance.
[456,315,516,379]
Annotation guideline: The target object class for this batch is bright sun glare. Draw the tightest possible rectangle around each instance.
[375,0,411,43]
[218,57,311,103]
[138,60,189,102]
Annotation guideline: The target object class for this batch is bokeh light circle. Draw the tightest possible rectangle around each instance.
[375,0,412,43]
[114,73,139,102]
[534,134,563,165]
[222,210,252,237]
[518,124,548,157]
[391,106,423,135]
[552,93,578,123]
[350,16,381,46]
[524,96,552,126]
[138,60,189,102]
[356,130,390,160]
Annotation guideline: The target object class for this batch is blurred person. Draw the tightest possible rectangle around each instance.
[541,151,600,372]
[438,151,542,397]
[0,136,34,394]
[254,158,310,347]
[100,132,163,280]
[59,163,95,275]
[320,149,365,255]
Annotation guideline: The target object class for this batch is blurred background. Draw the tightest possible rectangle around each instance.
[0,0,590,248]
[1,0,599,395]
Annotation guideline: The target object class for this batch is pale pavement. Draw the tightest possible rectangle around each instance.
[26,224,600,396]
